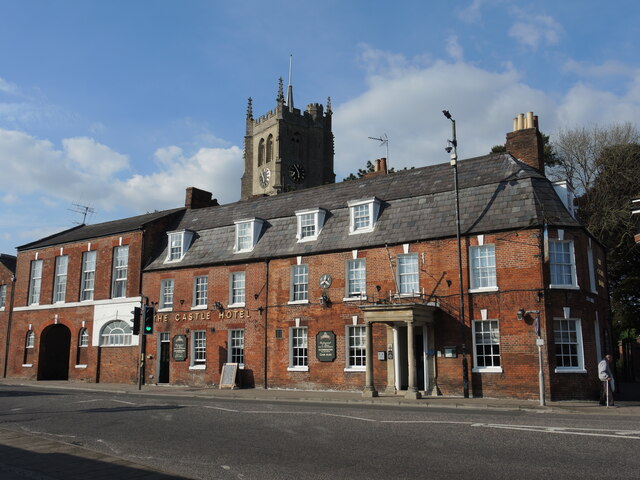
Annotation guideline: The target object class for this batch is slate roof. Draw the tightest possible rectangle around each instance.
[145,153,581,271]
[17,208,184,251]
[0,253,16,274]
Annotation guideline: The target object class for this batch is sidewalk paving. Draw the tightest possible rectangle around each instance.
[1,378,639,480]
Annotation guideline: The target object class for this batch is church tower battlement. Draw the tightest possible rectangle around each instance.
[241,76,335,200]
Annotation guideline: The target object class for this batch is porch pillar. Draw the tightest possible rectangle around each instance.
[405,321,421,399]
[362,320,378,397]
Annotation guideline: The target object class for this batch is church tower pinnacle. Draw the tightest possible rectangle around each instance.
[240,64,335,200]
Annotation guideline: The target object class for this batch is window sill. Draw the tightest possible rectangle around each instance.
[22,364,33,368]
[297,236,319,243]
[349,227,375,235]
[287,366,309,372]
[472,367,503,373]
[344,367,366,373]
[191,305,208,310]
[228,303,246,309]
[343,296,366,302]
[158,308,172,312]
[164,257,184,264]
[288,300,309,305]
[549,284,580,290]
[554,368,587,374]
[189,364,206,371]
[469,286,499,293]
[75,364,88,369]
[234,248,254,254]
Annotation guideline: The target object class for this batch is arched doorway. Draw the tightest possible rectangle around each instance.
[37,324,71,380]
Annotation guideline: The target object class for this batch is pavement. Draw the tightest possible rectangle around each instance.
[1,378,640,479]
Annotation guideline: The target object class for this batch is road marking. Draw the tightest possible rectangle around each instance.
[321,413,377,422]
[471,423,640,440]
[380,420,472,425]
[111,399,136,405]
[204,406,239,412]
[75,399,101,403]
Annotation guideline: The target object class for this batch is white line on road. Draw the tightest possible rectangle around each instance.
[471,423,640,440]
[203,406,239,412]
[321,413,377,422]
[110,399,136,405]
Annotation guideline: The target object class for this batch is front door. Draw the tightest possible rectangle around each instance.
[38,324,71,380]
[158,332,170,383]
[393,325,428,393]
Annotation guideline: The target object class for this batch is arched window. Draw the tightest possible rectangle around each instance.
[79,328,89,347]
[258,138,265,166]
[25,330,35,349]
[266,134,273,163]
[100,320,132,346]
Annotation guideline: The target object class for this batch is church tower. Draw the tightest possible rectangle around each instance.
[241,75,335,200]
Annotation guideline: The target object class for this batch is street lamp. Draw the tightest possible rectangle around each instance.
[443,110,469,398]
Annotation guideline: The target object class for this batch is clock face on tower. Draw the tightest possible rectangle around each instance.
[259,167,271,188]
[288,163,305,184]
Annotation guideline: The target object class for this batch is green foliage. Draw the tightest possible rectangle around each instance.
[578,143,640,334]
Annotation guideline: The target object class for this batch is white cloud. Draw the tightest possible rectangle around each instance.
[563,59,638,79]
[508,14,563,49]
[334,47,640,181]
[446,35,464,62]
[0,76,19,95]
[62,137,130,177]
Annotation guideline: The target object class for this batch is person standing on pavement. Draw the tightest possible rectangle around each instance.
[598,354,615,406]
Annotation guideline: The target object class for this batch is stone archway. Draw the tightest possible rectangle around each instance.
[37,324,71,380]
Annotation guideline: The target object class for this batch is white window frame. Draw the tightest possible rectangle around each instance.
[53,255,68,303]
[234,218,264,253]
[345,325,366,372]
[159,279,174,310]
[348,198,381,234]
[28,259,43,305]
[289,264,309,304]
[469,244,498,292]
[80,251,96,301]
[295,208,326,242]
[165,230,194,263]
[229,271,246,307]
[111,246,129,299]
[79,328,89,347]
[288,326,308,371]
[397,253,419,296]
[228,329,245,368]
[25,330,35,349]
[345,259,366,300]
[193,276,208,308]
[0,284,6,310]
[472,320,503,373]
[549,240,578,289]
[99,320,132,346]
[190,330,206,369]
[554,318,586,373]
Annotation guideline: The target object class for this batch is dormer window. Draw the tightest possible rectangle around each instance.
[295,208,326,242]
[348,198,381,234]
[234,218,264,253]
[166,230,194,263]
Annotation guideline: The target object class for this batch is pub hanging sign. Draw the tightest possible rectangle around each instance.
[316,331,336,362]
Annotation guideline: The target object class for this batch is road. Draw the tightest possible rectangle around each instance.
[0,385,639,479]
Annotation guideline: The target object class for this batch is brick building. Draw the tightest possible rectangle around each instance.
[1,253,16,377]
[1,83,612,400]
[5,209,181,382]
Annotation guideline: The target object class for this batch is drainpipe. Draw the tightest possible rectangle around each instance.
[263,259,270,389]
[2,274,17,378]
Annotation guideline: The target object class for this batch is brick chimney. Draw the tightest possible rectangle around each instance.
[364,158,388,178]
[505,112,545,172]
[185,187,219,209]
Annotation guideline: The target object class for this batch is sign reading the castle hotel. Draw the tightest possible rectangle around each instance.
[155,309,252,323]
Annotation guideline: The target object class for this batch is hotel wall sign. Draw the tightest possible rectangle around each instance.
[316,331,336,362]
[172,335,187,361]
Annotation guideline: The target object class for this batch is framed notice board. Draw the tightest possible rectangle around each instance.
[219,363,239,389]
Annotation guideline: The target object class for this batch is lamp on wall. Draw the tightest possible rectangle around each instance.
[517,308,525,321]
[213,301,224,312]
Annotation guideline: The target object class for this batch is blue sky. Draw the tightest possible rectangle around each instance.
[1,0,639,255]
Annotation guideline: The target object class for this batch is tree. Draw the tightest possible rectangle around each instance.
[343,161,399,181]
[578,143,640,334]
[547,123,640,194]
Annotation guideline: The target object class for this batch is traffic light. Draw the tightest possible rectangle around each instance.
[143,305,155,335]
[132,307,141,335]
